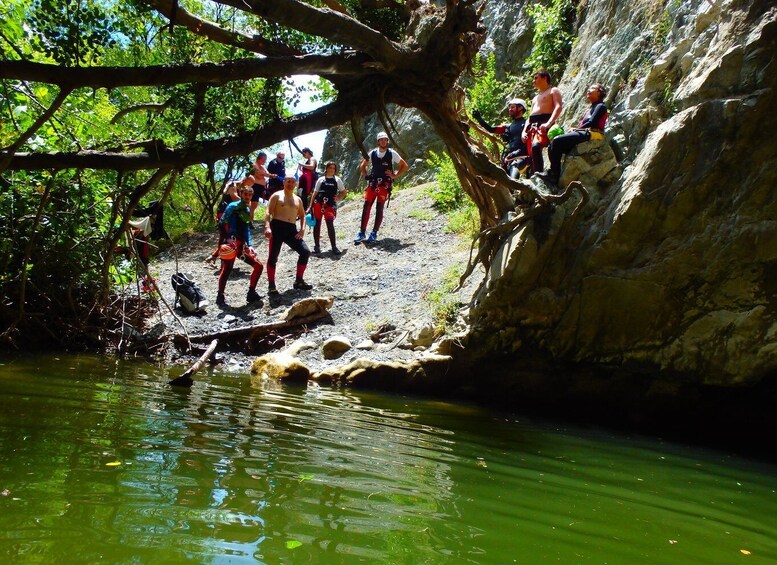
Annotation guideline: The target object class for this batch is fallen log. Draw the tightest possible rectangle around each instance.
[172,309,332,349]
[169,338,218,387]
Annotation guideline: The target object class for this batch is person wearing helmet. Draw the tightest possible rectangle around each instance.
[216,185,264,307]
[522,69,563,173]
[472,98,529,179]
[207,178,243,266]
[354,131,409,244]
[536,83,609,187]
[264,177,312,294]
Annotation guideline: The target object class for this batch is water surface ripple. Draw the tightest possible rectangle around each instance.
[0,355,775,563]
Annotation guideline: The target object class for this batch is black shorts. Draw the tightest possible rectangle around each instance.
[251,184,266,202]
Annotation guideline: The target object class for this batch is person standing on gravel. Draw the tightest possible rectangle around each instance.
[354,131,408,244]
[251,151,276,221]
[306,161,346,255]
[207,178,242,266]
[216,185,264,307]
[266,151,286,196]
[264,177,312,294]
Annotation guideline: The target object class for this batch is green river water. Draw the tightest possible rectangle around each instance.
[0,355,775,564]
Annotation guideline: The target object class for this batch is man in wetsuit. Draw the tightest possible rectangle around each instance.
[264,177,312,294]
[266,151,286,196]
[216,185,264,307]
[522,69,563,173]
[472,98,529,179]
[354,131,409,244]
[536,83,609,186]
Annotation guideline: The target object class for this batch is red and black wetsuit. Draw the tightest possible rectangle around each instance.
[217,201,263,294]
[298,158,316,209]
[360,148,396,234]
[312,175,343,251]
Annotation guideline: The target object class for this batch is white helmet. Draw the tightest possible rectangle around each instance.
[507,98,527,110]
[376,131,389,140]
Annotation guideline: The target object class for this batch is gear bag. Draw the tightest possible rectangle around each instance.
[171,272,209,313]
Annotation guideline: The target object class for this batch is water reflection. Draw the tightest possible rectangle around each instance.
[0,355,776,564]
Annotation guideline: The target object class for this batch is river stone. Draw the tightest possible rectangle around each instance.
[322,336,352,360]
[282,296,335,321]
[354,339,375,350]
[250,352,310,382]
[312,355,452,390]
[409,322,437,348]
[284,339,317,357]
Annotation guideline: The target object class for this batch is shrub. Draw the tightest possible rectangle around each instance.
[425,150,465,213]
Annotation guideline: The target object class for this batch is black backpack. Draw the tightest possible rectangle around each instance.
[171,273,208,313]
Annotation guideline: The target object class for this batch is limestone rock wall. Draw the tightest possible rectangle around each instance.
[469,0,777,387]
[321,0,533,187]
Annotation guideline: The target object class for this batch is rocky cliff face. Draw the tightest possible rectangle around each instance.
[321,0,533,188]
[468,0,777,389]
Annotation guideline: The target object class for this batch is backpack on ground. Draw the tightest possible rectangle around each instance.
[171,272,209,313]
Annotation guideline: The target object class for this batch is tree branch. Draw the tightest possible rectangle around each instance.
[215,0,409,67]
[6,90,376,171]
[0,87,72,173]
[140,0,303,57]
[110,100,173,124]
[0,53,369,90]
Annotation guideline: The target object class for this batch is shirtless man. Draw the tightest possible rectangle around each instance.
[264,177,312,294]
[251,151,277,221]
[522,69,563,173]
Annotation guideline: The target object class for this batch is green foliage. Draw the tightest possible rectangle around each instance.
[520,0,577,91]
[424,151,465,213]
[425,265,462,336]
[445,203,479,237]
[467,53,511,124]
[28,0,120,65]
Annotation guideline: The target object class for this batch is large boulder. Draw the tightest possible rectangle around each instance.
[559,138,622,191]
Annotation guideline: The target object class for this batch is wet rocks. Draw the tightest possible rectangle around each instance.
[250,352,310,382]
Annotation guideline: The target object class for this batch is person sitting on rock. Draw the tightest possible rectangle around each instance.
[522,69,563,174]
[216,185,264,307]
[472,97,529,179]
[536,83,609,186]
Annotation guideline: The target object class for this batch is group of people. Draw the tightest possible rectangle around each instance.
[204,69,607,307]
[211,132,407,307]
[473,69,609,187]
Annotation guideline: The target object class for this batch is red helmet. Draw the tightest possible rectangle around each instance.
[218,242,237,261]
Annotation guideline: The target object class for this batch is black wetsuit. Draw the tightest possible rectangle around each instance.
[474,113,528,179]
[267,158,285,194]
[547,102,608,177]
